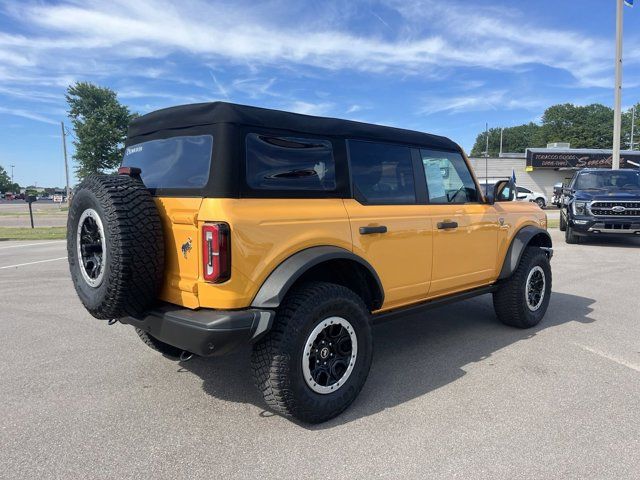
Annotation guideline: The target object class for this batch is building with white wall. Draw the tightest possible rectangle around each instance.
[469,147,640,201]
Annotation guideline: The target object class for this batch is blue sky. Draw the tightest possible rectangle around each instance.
[2,0,640,188]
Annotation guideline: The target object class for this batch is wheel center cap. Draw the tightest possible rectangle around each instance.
[320,347,330,359]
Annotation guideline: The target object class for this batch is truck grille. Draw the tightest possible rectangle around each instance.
[590,201,640,217]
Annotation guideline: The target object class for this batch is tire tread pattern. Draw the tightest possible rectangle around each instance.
[493,246,552,329]
[251,281,372,423]
[67,174,164,319]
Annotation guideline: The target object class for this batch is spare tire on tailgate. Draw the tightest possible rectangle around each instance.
[67,174,164,319]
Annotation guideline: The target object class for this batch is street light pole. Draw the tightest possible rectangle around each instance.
[484,122,489,182]
[612,0,624,169]
[631,106,636,150]
[61,121,71,203]
[10,164,15,185]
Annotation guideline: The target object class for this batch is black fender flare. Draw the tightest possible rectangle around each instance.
[498,226,553,280]
[250,246,384,309]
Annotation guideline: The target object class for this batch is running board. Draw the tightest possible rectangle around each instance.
[372,285,497,324]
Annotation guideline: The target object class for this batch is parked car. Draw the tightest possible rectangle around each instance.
[560,168,640,243]
[516,186,547,209]
[67,102,553,423]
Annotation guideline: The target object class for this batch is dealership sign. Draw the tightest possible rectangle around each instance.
[526,150,640,169]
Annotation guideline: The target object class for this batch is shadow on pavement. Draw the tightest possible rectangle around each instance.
[576,236,640,248]
[179,291,595,429]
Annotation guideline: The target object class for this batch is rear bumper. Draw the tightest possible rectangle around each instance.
[120,304,274,357]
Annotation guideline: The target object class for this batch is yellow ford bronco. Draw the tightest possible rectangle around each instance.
[67,102,552,423]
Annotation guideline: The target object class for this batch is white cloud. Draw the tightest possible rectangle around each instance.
[0,0,623,85]
[0,106,57,125]
[419,91,545,115]
[286,101,334,116]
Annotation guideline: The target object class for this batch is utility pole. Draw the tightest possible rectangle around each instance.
[61,121,71,203]
[612,0,624,169]
[484,122,489,182]
[10,164,15,185]
[499,128,504,157]
[631,106,636,150]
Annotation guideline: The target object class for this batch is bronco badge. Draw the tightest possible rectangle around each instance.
[181,237,193,258]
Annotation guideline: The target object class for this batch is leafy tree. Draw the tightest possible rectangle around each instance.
[0,165,19,192]
[470,123,542,156]
[469,102,640,156]
[621,102,640,150]
[538,103,613,148]
[66,82,138,179]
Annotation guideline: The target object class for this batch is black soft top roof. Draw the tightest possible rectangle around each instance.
[128,101,459,151]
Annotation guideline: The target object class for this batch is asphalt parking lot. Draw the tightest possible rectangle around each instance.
[1,231,639,479]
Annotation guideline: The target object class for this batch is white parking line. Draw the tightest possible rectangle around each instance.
[574,343,640,373]
[0,240,65,250]
[0,256,68,270]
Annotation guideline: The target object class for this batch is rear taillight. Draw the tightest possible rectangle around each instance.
[202,223,231,283]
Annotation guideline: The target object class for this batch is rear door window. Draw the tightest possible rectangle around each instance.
[245,133,336,191]
[122,135,213,189]
[348,140,416,204]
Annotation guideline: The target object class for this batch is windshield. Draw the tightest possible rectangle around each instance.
[573,170,640,190]
[121,135,213,189]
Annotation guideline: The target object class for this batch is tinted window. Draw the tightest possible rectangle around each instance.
[574,170,640,189]
[122,135,212,189]
[420,149,478,203]
[246,134,335,191]
[517,187,531,194]
[348,140,416,204]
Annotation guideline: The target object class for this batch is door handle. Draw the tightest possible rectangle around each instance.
[359,225,387,235]
[437,221,458,230]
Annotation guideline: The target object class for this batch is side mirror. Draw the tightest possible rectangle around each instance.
[491,179,515,203]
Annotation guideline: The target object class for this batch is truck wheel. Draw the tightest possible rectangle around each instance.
[251,281,373,424]
[67,174,164,319]
[493,246,552,329]
[135,329,182,358]
[559,211,567,231]
[565,225,580,244]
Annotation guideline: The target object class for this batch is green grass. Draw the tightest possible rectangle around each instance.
[547,218,559,229]
[0,227,67,240]
[0,210,68,216]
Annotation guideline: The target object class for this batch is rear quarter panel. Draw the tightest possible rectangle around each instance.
[196,198,352,309]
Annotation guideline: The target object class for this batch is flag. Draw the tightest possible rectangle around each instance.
[625,0,633,7]
[511,169,517,184]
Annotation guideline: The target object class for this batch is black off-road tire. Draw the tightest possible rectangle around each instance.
[493,246,552,329]
[565,224,580,244]
[559,210,567,231]
[67,174,164,319]
[251,281,373,424]
[135,329,182,358]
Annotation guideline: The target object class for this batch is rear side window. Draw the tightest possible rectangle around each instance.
[348,140,416,204]
[245,134,336,191]
[122,135,213,189]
